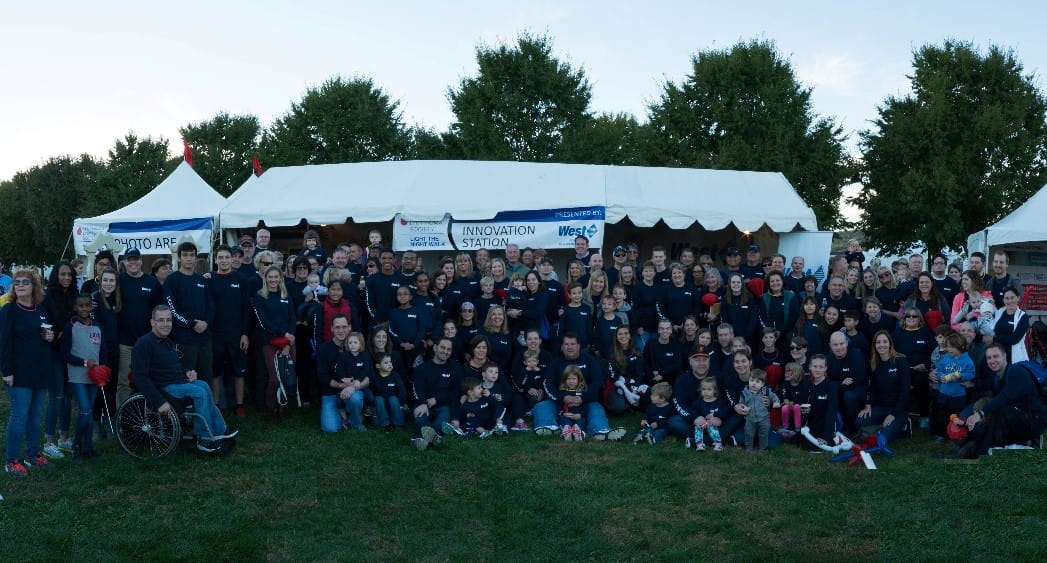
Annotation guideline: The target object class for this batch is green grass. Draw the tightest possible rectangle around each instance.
[1,403,1045,562]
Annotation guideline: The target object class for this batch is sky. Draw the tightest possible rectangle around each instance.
[3,1,1046,220]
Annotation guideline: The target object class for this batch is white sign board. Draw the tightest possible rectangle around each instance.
[393,207,605,252]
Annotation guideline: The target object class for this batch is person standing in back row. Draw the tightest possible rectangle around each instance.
[164,242,215,388]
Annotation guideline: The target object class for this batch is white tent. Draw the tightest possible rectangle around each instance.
[218,160,818,233]
[967,183,1047,254]
[72,162,228,255]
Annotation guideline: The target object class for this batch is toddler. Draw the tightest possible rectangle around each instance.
[558,366,587,441]
[633,382,673,444]
[690,377,727,451]
[740,369,781,451]
[777,362,810,439]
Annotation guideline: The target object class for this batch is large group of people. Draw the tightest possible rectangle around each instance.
[3,229,1046,475]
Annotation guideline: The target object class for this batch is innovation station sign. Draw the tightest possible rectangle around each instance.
[393,206,605,252]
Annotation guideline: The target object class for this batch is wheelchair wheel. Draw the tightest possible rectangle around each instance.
[116,393,182,459]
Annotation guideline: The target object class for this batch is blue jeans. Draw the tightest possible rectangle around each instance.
[373,395,404,427]
[413,404,451,434]
[533,400,611,433]
[163,381,228,439]
[320,391,365,432]
[44,362,70,439]
[69,382,98,453]
[6,386,47,462]
[856,406,909,444]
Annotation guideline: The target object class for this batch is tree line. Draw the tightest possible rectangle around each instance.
[2,34,1045,265]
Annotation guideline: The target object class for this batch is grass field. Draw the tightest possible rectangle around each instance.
[1,402,1045,562]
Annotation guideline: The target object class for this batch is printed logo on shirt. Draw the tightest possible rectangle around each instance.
[817,394,828,400]
[196,284,205,289]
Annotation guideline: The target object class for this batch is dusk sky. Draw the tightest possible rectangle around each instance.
[4,0,1045,219]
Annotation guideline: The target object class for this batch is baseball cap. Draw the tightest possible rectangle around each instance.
[612,245,626,255]
[239,234,255,245]
[748,243,761,252]
[726,247,741,256]
[123,248,142,259]
[690,346,710,359]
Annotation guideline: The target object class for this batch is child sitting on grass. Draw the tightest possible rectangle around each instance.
[633,382,673,444]
[370,354,407,430]
[740,369,781,451]
[458,377,506,439]
[777,362,809,440]
[559,366,587,441]
[510,349,544,431]
[688,377,727,452]
[479,362,509,434]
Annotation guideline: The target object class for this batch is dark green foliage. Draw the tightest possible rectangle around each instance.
[558,113,644,165]
[180,113,261,196]
[261,76,412,167]
[646,39,852,229]
[856,40,1047,255]
[0,154,101,264]
[447,33,593,162]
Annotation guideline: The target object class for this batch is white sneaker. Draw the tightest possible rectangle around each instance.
[57,438,74,451]
[42,443,65,459]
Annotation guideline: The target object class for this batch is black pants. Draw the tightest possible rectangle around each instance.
[974,406,1043,455]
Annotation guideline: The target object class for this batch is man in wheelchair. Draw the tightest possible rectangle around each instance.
[132,305,238,453]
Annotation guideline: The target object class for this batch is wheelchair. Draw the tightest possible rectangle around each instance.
[115,392,226,459]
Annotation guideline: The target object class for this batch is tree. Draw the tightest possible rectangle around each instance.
[0,155,101,264]
[82,134,171,217]
[558,113,643,165]
[447,33,593,162]
[261,76,412,166]
[180,113,261,196]
[855,40,1047,255]
[646,39,851,229]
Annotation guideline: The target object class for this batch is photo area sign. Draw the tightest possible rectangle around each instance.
[74,217,214,256]
[393,207,605,252]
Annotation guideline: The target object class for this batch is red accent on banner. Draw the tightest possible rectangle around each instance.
[252,155,264,177]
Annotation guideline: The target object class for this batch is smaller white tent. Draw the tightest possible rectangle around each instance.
[968,183,1047,254]
[72,162,227,255]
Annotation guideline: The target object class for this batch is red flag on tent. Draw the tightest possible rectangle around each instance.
[252,155,264,177]
[183,138,193,166]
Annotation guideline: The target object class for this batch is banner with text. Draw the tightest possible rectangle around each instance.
[73,217,214,256]
[393,207,605,252]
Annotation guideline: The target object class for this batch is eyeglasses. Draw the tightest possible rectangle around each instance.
[461,309,474,313]
[878,273,891,279]
[261,262,273,267]
[12,279,32,286]
[789,345,806,350]
[905,314,921,319]
[614,253,626,257]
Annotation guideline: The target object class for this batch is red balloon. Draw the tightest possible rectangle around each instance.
[924,310,944,331]
[88,365,111,386]
[270,336,291,349]
[701,293,719,307]
[747,278,765,297]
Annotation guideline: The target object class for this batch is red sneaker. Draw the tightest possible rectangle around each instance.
[4,460,29,477]
[23,454,49,468]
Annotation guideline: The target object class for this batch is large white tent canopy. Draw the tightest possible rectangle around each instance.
[72,161,227,255]
[218,160,818,233]
[968,183,1047,253]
